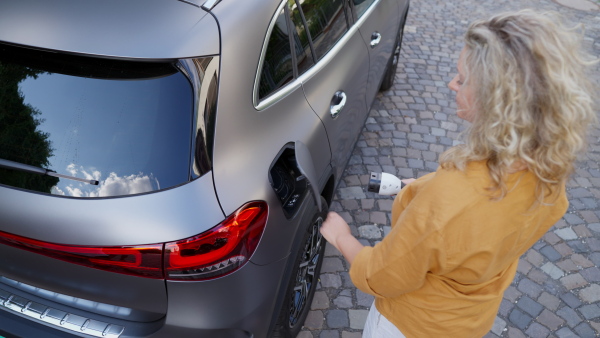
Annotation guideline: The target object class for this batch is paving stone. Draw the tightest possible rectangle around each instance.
[537,309,565,331]
[590,321,600,333]
[321,258,345,273]
[498,298,513,317]
[325,243,342,257]
[507,326,527,338]
[333,295,353,309]
[319,330,339,338]
[590,252,600,266]
[297,331,314,338]
[574,322,596,338]
[320,274,342,288]
[311,291,330,310]
[579,283,600,303]
[555,327,579,338]
[580,266,600,282]
[326,310,349,329]
[355,290,374,308]
[341,332,361,338]
[554,242,574,257]
[490,316,507,336]
[517,278,543,298]
[348,309,368,330]
[337,187,367,200]
[571,253,594,268]
[540,246,562,261]
[543,232,562,245]
[560,292,583,308]
[525,250,545,267]
[567,239,589,253]
[538,292,561,311]
[527,268,549,284]
[516,296,544,317]
[579,304,600,320]
[560,273,588,290]
[504,285,522,303]
[556,259,579,273]
[541,262,565,280]
[508,308,532,330]
[339,271,354,288]
[573,224,593,237]
[369,212,387,225]
[516,258,532,274]
[358,225,382,239]
[525,323,550,337]
[304,310,324,329]
[555,228,579,240]
[556,306,583,327]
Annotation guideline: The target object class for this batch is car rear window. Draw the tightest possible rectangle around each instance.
[0,43,194,198]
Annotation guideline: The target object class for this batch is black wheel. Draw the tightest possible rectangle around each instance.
[272,196,328,338]
[379,16,407,92]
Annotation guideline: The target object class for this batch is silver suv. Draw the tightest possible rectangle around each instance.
[0,0,409,337]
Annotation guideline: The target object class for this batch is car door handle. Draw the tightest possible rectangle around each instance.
[330,91,346,119]
[370,32,381,48]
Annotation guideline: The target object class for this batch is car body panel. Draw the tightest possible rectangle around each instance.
[358,0,404,105]
[301,29,370,182]
[0,174,224,246]
[210,0,332,266]
[0,0,219,59]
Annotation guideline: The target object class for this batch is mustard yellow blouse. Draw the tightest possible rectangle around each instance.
[350,161,567,338]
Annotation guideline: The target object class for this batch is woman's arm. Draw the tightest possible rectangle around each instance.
[321,179,414,264]
[319,211,364,264]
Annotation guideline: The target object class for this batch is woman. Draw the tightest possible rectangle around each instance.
[320,10,597,338]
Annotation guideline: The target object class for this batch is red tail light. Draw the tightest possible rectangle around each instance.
[0,201,268,281]
[164,201,268,280]
[0,232,164,278]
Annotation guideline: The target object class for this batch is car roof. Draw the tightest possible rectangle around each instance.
[0,0,220,59]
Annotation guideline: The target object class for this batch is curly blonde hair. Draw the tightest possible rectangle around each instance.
[440,9,598,199]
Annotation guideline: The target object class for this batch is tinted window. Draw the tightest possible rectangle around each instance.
[353,0,376,18]
[259,9,294,100]
[0,44,194,198]
[299,0,348,60]
[287,0,314,76]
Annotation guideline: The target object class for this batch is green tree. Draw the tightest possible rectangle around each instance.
[0,62,59,193]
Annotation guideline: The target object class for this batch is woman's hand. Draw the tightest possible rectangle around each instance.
[320,211,364,264]
[320,211,352,251]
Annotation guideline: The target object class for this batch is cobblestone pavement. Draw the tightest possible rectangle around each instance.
[299,0,600,337]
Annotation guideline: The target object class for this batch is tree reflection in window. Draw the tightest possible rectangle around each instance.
[0,63,58,193]
[259,9,294,100]
[298,0,348,60]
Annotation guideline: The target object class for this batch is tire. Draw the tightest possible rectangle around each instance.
[379,15,407,92]
[272,196,328,338]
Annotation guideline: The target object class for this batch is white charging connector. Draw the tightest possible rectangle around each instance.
[367,172,402,196]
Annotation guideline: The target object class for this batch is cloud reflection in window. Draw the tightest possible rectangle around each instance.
[52,164,160,197]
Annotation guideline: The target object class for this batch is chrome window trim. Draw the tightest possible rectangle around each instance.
[201,0,221,10]
[253,0,382,111]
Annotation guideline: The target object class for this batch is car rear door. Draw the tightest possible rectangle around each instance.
[354,0,402,104]
[298,0,371,182]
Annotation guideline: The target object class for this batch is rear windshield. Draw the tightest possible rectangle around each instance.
[0,44,194,197]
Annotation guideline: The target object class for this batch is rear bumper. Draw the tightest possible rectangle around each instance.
[0,258,288,338]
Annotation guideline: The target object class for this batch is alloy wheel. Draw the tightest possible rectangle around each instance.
[288,216,324,327]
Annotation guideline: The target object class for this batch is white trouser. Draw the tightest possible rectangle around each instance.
[362,301,407,338]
